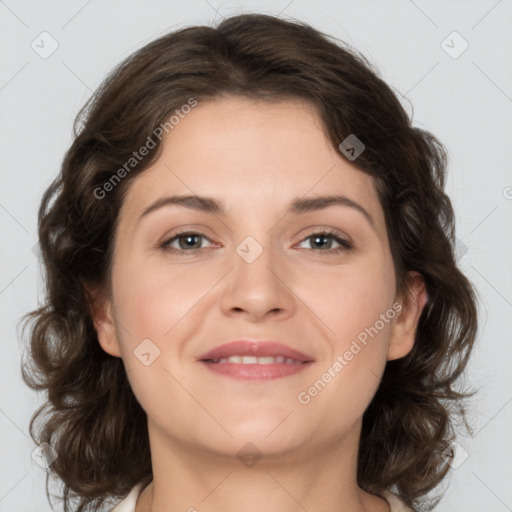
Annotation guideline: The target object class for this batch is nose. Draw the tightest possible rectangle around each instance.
[219,237,296,322]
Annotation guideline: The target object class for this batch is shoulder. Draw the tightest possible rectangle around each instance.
[109,482,146,512]
[380,489,415,512]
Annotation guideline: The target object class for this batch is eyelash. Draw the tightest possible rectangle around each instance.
[160,229,353,254]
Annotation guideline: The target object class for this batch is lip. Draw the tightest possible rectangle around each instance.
[197,340,314,362]
[197,340,314,381]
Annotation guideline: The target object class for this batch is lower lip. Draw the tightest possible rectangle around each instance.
[200,361,313,380]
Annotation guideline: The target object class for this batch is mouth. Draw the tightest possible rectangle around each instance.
[197,340,314,381]
[204,355,306,365]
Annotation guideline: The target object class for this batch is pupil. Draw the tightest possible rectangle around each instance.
[180,234,200,249]
[177,234,333,250]
[313,234,330,249]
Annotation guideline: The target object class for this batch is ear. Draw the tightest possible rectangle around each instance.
[86,285,122,358]
[387,271,428,361]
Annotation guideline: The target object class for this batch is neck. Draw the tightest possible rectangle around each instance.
[135,420,390,512]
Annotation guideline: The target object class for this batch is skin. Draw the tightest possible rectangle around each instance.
[92,96,427,512]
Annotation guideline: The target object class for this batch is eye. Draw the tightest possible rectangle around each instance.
[297,231,353,253]
[160,232,214,252]
[160,230,353,254]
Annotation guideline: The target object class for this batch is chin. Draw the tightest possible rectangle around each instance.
[202,429,307,463]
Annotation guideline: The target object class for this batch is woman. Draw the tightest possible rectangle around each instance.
[22,13,477,512]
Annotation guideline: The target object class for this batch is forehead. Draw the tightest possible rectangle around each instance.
[119,96,385,234]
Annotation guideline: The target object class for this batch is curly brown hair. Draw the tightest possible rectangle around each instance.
[21,13,478,512]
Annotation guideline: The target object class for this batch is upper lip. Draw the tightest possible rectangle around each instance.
[197,340,314,362]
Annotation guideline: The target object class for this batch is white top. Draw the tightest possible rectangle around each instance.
[109,482,413,511]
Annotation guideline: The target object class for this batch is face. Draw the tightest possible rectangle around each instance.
[95,96,425,461]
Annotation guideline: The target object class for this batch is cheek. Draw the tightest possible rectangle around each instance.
[113,259,215,340]
[300,255,396,347]
[294,258,395,416]
[110,263,208,428]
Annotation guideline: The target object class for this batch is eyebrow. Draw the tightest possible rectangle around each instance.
[139,194,375,229]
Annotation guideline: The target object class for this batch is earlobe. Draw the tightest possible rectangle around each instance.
[85,286,122,358]
[387,271,428,361]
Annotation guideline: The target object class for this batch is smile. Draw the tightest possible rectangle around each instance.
[200,355,313,381]
[205,355,306,365]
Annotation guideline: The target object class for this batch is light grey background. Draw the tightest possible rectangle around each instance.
[1,0,511,510]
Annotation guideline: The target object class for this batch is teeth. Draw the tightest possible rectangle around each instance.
[257,356,275,364]
[210,355,303,364]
